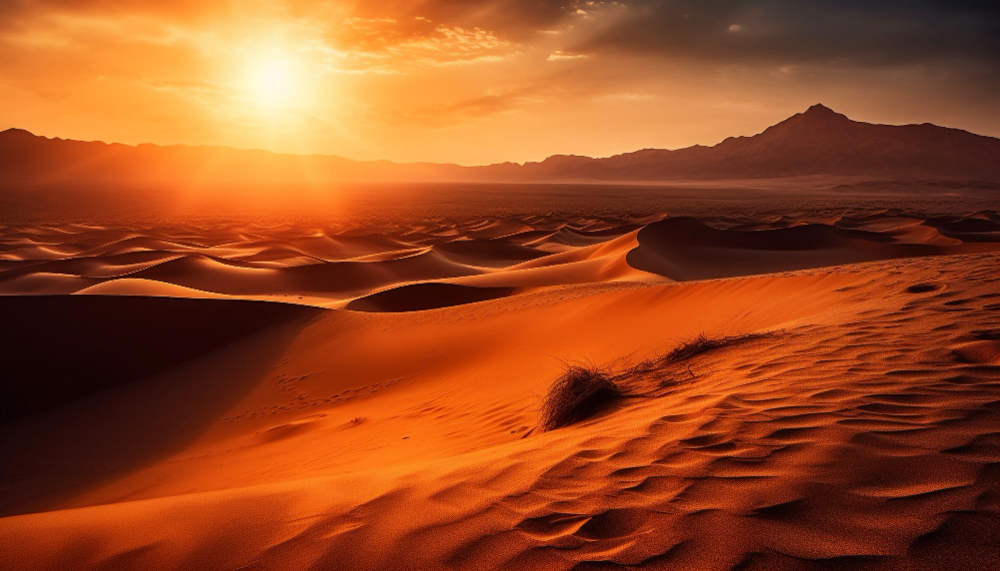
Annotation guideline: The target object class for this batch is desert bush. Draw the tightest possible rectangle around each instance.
[539,366,621,431]
[662,333,725,363]
[538,332,771,431]
[663,332,767,364]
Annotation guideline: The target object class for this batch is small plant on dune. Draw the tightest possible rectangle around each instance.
[539,365,621,431]
[349,416,367,425]
[630,331,771,389]
[537,331,773,432]
[663,332,768,365]
[663,333,725,364]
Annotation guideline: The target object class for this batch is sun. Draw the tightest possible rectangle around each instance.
[242,54,303,110]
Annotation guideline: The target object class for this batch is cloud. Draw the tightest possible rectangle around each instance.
[3,1,996,72]
[1,0,998,164]
[547,50,589,61]
[0,2,526,75]
[575,1,1000,70]
[313,18,518,73]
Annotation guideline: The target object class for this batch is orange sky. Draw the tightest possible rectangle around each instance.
[1,1,998,165]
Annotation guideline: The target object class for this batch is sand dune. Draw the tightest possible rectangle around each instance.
[2,206,1000,570]
[3,211,998,308]
[1,247,998,569]
[626,216,985,281]
[347,282,516,312]
[433,239,549,268]
[74,277,229,298]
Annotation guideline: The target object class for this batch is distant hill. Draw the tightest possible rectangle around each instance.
[502,104,1000,181]
[0,128,471,190]
[2,104,998,192]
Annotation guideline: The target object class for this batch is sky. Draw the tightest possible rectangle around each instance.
[1,1,998,165]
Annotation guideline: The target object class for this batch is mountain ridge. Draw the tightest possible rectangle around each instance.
[3,104,999,187]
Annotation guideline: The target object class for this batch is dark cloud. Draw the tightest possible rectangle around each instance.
[4,0,997,68]
[574,1,1000,69]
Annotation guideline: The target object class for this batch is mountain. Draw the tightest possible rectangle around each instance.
[0,128,471,190]
[500,104,1000,181]
[2,105,998,193]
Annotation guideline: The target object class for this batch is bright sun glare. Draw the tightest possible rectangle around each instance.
[244,55,301,109]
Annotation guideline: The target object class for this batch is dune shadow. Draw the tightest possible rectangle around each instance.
[346,282,515,312]
[0,295,322,516]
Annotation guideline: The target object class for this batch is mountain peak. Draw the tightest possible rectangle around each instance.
[801,103,849,122]
[805,103,834,114]
[1,128,37,138]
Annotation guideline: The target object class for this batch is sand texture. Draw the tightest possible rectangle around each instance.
[2,207,1000,570]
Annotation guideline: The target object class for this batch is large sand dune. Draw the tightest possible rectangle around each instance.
[2,206,1000,569]
[3,210,999,309]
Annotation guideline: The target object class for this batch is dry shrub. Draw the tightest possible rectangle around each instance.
[539,366,621,431]
[662,332,768,365]
[662,333,726,364]
[537,332,771,432]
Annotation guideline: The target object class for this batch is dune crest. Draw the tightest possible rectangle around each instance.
[4,211,999,308]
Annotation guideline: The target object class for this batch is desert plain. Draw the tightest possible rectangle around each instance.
[2,180,999,570]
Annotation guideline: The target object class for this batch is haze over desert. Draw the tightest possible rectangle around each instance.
[2,1,999,570]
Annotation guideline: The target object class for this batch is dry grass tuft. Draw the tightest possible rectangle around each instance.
[630,332,769,375]
[663,333,739,364]
[539,366,621,432]
[538,331,773,432]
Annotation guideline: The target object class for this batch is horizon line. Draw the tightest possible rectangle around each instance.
[3,103,994,168]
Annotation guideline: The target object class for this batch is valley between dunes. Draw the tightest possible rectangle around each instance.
[2,207,1000,570]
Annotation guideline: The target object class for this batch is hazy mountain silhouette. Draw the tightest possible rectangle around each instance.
[503,104,1000,181]
[2,104,998,191]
